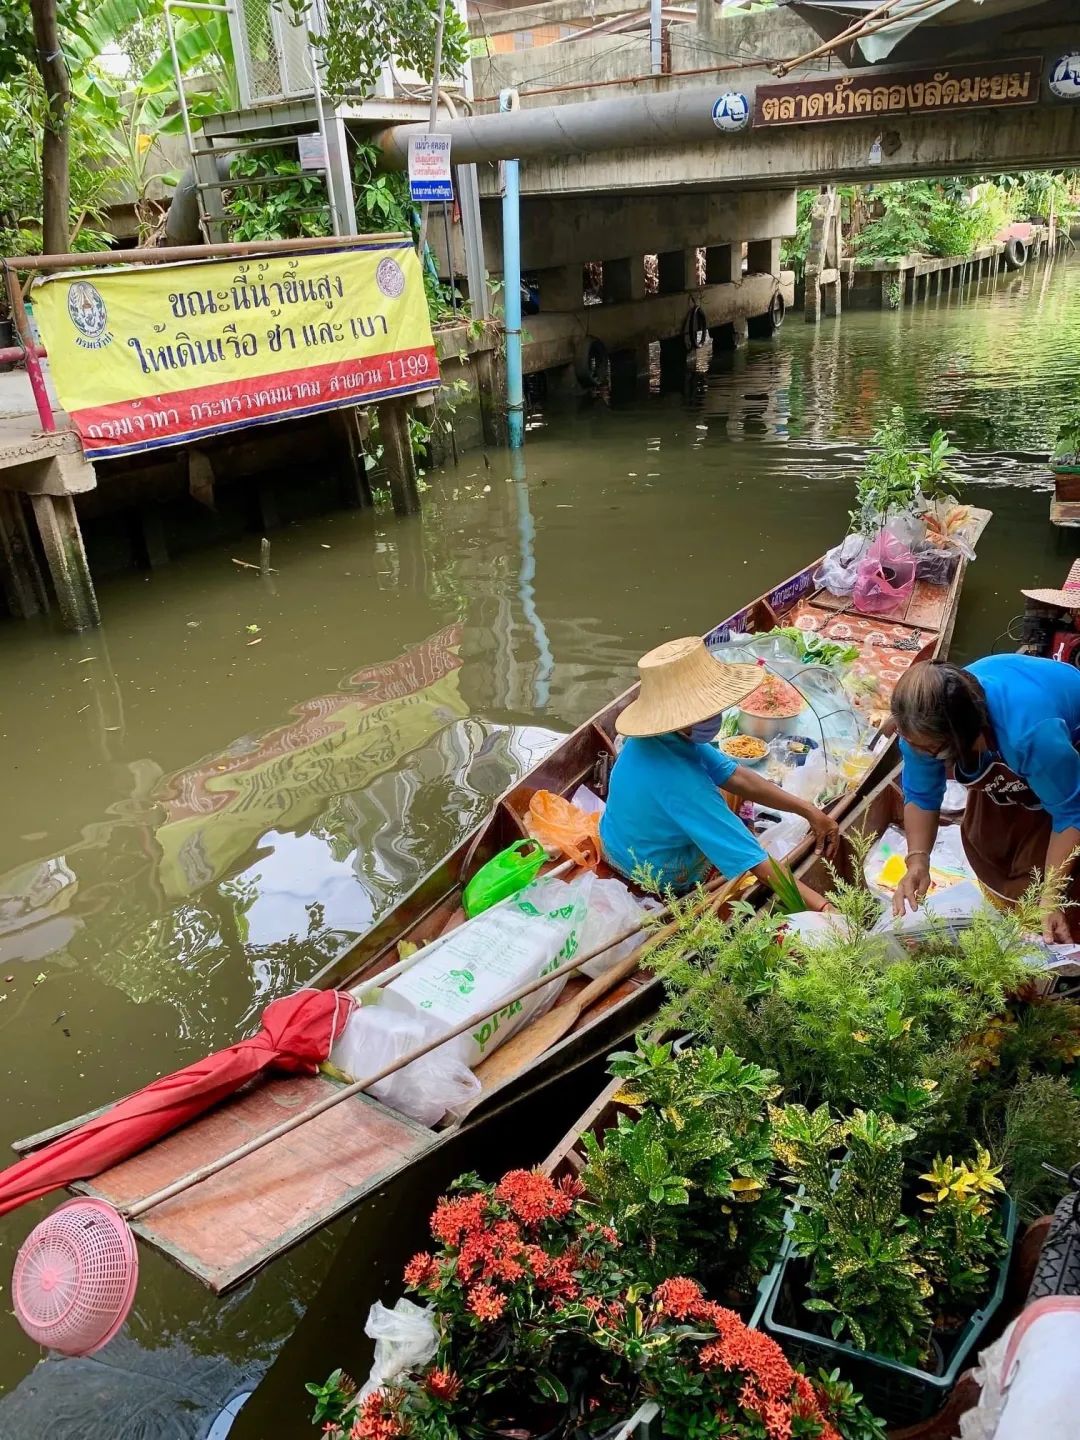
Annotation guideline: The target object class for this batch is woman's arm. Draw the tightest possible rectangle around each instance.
[721,766,839,858]
[892,802,941,916]
[1042,827,1080,942]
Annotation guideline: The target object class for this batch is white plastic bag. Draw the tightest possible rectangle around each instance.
[960,1300,1080,1440]
[382,876,587,1069]
[359,1298,438,1400]
[877,880,991,944]
[815,534,869,598]
[330,993,481,1127]
[756,810,810,859]
[571,872,658,979]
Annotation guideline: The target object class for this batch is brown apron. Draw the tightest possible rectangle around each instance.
[960,752,1080,937]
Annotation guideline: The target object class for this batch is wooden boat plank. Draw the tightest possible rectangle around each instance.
[72,1076,438,1293]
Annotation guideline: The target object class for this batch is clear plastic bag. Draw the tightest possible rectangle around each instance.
[756,810,811,859]
[330,992,481,1126]
[853,532,916,615]
[359,1298,438,1399]
[815,534,870,598]
[571,872,658,978]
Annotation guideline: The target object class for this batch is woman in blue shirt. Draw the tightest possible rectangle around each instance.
[600,637,838,905]
[890,655,1080,941]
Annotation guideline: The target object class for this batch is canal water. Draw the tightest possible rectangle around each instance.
[0,257,1076,1437]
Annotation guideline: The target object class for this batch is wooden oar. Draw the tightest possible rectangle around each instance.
[473,872,750,1091]
[120,871,743,1223]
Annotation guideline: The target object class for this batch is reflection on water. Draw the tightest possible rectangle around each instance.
[0,257,1078,1435]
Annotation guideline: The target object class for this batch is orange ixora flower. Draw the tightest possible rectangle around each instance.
[424,1367,462,1402]
[495,1169,573,1226]
[467,1283,507,1321]
[652,1276,704,1320]
[402,1252,438,1289]
[430,1191,488,1247]
[350,1390,406,1440]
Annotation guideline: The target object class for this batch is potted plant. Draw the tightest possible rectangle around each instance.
[762,1105,1016,1429]
[1051,408,1080,476]
[579,1039,786,1318]
[311,1168,627,1440]
[584,1273,886,1439]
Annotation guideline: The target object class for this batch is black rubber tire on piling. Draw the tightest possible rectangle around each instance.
[683,304,709,352]
[573,337,607,389]
[1027,1192,1080,1301]
[747,291,786,339]
[1003,236,1028,271]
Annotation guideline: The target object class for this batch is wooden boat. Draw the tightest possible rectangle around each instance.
[12,517,989,1295]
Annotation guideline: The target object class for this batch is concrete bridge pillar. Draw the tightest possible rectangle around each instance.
[704,245,739,285]
[30,493,100,632]
[602,257,647,304]
[657,249,695,293]
[538,265,584,311]
[746,238,780,276]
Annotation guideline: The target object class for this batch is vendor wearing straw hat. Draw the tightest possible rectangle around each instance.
[1022,559,1080,618]
[891,654,1080,941]
[1018,560,1080,658]
[600,637,838,907]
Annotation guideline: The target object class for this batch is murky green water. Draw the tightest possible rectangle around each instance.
[0,257,1077,1437]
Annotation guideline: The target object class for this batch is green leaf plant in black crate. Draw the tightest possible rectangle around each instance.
[763,1103,1014,1426]
[651,845,1080,1204]
[579,1038,786,1309]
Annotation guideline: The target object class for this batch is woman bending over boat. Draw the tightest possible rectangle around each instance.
[891,655,1080,941]
[599,637,837,909]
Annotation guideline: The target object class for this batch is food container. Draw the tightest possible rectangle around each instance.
[738,709,799,742]
[739,673,805,742]
[718,735,769,767]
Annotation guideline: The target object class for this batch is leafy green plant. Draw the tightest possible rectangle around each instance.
[993,1072,1080,1218]
[656,855,1042,1147]
[918,1147,1007,1312]
[1053,407,1080,463]
[774,1105,934,1362]
[225,149,329,241]
[849,408,961,532]
[305,1367,355,1427]
[580,1040,785,1293]
[0,58,120,258]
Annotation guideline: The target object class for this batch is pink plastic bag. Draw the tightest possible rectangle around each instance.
[853,532,916,616]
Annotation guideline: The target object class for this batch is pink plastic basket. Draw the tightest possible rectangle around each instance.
[13,1198,139,1355]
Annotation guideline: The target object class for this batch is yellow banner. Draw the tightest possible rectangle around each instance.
[31,241,438,458]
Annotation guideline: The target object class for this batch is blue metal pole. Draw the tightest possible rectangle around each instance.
[499,89,524,449]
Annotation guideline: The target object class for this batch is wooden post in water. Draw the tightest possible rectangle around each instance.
[29,493,100,631]
[377,396,420,516]
[0,491,48,617]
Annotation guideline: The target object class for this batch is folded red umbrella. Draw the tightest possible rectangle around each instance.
[0,988,354,1218]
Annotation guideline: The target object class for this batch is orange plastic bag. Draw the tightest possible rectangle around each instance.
[526,791,601,869]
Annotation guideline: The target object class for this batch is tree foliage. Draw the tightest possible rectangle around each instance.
[280,0,469,102]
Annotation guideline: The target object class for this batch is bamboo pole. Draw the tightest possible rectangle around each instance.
[124,870,741,1220]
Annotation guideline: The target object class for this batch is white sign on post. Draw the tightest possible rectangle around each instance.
[297,134,328,171]
[408,135,454,204]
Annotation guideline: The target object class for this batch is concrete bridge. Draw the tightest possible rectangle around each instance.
[383,2,1080,396]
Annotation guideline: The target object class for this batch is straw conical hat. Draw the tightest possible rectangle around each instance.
[1022,559,1080,609]
[616,637,761,738]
